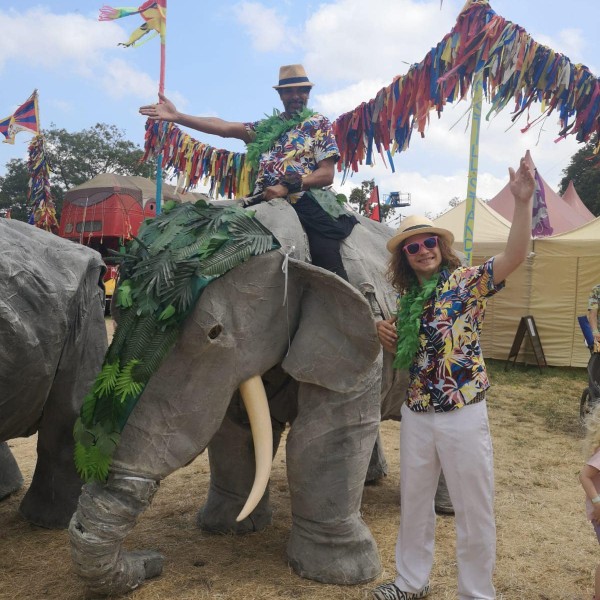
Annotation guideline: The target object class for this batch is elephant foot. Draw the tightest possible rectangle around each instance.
[19,476,81,529]
[434,471,454,516]
[0,442,24,500]
[82,550,164,599]
[197,483,272,534]
[287,513,381,584]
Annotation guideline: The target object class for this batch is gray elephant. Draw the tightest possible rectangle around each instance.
[69,199,447,596]
[0,219,107,528]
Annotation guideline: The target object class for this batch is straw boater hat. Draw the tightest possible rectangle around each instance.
[274,64,315,89]
[386,215,454,253]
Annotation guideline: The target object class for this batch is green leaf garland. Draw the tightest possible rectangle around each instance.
[393,274,440,370]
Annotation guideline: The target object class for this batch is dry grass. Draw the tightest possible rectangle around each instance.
[0,358,596,600]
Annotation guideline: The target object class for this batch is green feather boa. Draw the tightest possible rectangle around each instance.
[393,274,440,370]
[245,108,315,170]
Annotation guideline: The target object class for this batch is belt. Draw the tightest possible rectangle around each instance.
[466,390,486,406]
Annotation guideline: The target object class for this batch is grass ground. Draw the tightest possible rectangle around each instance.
[0,358,596,600]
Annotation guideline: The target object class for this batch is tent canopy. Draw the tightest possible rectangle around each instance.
[562,180,596,221]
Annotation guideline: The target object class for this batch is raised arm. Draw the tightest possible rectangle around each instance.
[139,93,251,143]
[492,156,535,285]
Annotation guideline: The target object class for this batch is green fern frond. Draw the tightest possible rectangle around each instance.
[115,360,144,404]
[197,241,252,276]
[79,393,97,426]
[75,442,112,482]
[120,315,159,365]
[133,327,180,380]
[106,307,138,362]
[92,362,121,399]
[228,217,275,255]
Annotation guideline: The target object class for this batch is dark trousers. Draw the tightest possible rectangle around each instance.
[292,194,357,281]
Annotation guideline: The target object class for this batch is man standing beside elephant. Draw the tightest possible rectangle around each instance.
[139,64,357,280]
[373,157,535,600]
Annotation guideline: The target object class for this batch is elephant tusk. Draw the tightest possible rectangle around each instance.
[236,375,273,522]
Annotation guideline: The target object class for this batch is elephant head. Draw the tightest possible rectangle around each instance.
[69,201,385,596]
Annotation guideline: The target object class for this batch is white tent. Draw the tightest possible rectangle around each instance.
[434,202,600,367]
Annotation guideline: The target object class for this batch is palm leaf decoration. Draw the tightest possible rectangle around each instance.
[74,200,280,482]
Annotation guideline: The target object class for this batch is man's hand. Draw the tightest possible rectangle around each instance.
[139,92,178,122]
[376,317,398,354]
[263,184,288,201]
[508,156,535,204]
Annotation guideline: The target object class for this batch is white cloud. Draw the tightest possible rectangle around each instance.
[100,58,158,100]
[234,1,298,53]
[0,8,123,72]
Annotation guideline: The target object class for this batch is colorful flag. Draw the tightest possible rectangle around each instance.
[365,185,381,222]
[99,1,166,47]
[0,91,40,144]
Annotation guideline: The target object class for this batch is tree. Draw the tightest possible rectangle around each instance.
[0,123,152,222]
[348,179,393,222]
[558,136,600,216]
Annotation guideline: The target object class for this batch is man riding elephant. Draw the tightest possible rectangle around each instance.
[139,63,358,281]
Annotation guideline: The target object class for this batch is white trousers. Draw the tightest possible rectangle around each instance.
[395,401,496,600]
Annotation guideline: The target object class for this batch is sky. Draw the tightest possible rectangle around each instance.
[1,0,599,220]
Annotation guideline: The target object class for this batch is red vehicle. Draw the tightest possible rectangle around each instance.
[59,173,202,311]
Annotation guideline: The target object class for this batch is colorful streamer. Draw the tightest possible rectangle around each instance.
[142,119,255,199]
[99,0,166,47]
[332,0,600,178]
[27,134,59,232]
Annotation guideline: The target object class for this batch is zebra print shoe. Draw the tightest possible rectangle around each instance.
[371,581,430,600]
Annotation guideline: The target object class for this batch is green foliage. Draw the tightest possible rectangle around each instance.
[75,202,280,482]
[558,135,600,216]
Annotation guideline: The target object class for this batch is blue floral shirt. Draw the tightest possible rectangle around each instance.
[245,112,339,203]
[406,259,504,412]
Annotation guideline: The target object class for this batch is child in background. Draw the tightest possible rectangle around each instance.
[579,403,600,600]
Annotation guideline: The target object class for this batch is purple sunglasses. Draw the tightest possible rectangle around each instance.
[403,235,439,256]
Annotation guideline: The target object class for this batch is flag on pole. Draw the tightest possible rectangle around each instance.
[365,185,381,222]
[0,91,40,144]
[99,0,166,47]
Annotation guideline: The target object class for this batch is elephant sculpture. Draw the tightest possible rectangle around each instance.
[0,219,107,528]
[69,199,447,596]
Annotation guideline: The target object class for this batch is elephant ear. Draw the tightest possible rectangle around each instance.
[281,258,381,393]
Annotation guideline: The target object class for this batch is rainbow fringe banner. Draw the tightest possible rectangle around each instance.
[142,119,255,199]
[99,0,166,47]
[27,134,58,232]
[332,0,600,179]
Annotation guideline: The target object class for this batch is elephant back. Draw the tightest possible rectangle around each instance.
[0,219,105,439]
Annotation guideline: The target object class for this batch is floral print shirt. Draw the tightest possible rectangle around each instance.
[406,259,504,412]
[245,112,339,203]
[588,284,600,330]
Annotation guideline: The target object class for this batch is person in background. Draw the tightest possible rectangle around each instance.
[372,156,535,600]
[588,283,600,351]
[139,64,357,280]
[579,403,600,600]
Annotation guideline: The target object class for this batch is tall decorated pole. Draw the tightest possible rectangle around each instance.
[99,0,167,214]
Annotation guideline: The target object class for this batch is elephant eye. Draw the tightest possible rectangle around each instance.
[208,324,223,340]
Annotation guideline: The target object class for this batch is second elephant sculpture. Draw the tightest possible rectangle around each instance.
[69,199,449,596]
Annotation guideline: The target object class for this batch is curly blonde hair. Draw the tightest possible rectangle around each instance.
[386,235,461,293]
[582,403,600,458]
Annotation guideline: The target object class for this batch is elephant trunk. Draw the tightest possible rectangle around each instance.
[69,477,162,596]
[236,375,273,522]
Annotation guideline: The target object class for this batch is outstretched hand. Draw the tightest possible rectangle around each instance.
[139,92,178,122]
[508,156,535,204]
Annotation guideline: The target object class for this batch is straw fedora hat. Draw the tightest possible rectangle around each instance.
[274,64,315,89]
[386,215,454,253]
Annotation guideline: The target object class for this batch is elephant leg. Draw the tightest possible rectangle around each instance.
[435,470,455,515]
[197,401,285,534]
[365,430,388,484]
[286,362,382,584]
[20,289,106,529]
[0,442,24,500]
[69,477,163,597]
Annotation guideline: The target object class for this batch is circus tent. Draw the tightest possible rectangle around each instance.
[487,150,592,236]
[561,180,596,221]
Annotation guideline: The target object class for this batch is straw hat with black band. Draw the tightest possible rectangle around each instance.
[273,64,315,90]
[386,215,454,253]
